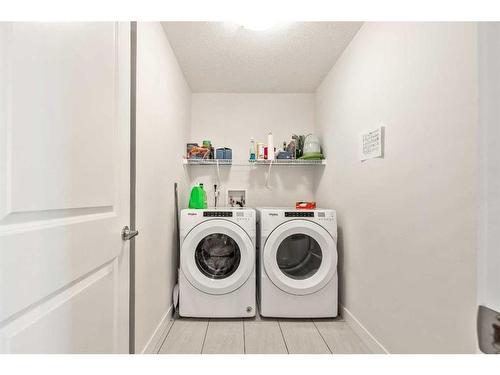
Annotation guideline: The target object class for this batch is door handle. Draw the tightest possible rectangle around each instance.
[477,305,500,353]
[122,226,139,241]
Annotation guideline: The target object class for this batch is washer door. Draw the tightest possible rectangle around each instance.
[181,220,254,295]
[263,220,337,296]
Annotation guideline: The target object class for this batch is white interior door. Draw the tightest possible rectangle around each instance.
[0,22,130,353]
[478,22,500,353]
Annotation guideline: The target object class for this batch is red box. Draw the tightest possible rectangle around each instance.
[296,201,316,209]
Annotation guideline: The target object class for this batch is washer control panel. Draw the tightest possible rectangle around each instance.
[203,211,233,217]
[235,210,253,222]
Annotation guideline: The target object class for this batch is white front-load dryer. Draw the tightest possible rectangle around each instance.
[257,208,338,318]
[179,208,256,318]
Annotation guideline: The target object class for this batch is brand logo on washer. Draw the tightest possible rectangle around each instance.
[187,212,198,216]
[268,213,279,216]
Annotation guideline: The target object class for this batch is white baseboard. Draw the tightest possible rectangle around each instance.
[341,304,390,354]
[140,305,174,354]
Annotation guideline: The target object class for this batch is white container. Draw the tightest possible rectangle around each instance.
[303,134,321,154]
[267,132,274,160]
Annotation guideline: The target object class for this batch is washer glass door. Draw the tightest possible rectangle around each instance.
[263,220,336,295]
[195,233,241,279]
[181,219,254,295]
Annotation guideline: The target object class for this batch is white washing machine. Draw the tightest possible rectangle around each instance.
[257,208,338,318]
[179,208,256,318]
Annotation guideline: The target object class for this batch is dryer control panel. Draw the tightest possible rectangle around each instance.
[262,209,336,223]
[285,211,314,217]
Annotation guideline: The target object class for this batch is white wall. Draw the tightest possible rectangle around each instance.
[315,23,478,353]
[135,22,191,353]
[189,93,316,207]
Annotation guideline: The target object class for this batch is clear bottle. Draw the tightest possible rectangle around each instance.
[249,137,256,160]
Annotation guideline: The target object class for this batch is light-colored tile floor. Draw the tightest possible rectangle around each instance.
[157,314,371,354]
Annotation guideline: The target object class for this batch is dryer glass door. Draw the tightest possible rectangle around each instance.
[263,220,336,296]
[276,234,322,280]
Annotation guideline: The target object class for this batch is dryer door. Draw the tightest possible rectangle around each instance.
[181,220,254,295]
[263,220,337,296]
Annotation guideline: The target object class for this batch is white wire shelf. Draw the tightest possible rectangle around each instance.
[182,159,326,166]
[249,159,326,166]
[182,159,233,165]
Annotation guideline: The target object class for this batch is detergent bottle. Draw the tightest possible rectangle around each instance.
[189,183,208,209]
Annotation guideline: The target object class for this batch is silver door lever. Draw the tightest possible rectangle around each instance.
[122,226,139,241]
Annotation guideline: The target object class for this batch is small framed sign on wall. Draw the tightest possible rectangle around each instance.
[361,126,385,161]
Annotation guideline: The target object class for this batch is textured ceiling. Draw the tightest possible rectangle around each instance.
[161,22,362,93]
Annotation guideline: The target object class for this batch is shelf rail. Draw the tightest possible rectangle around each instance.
[182,159,326,166]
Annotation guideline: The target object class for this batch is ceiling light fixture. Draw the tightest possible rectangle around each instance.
[238,20,278,31]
